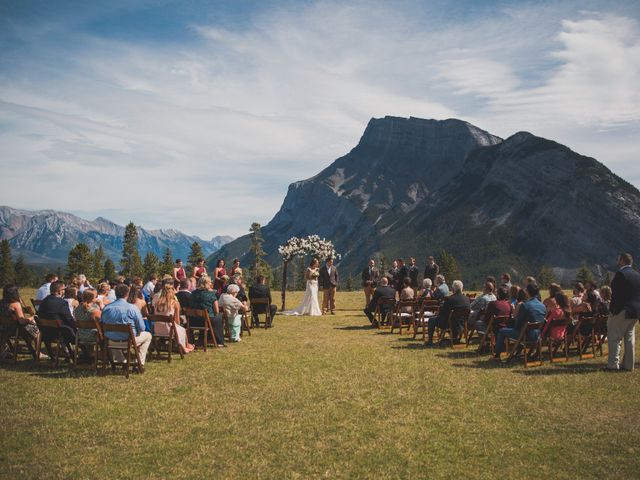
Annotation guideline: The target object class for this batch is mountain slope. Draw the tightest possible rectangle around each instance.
[0,206,232,264]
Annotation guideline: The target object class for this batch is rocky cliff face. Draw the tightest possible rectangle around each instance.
[0,206,232,264]
[215,116,640,284]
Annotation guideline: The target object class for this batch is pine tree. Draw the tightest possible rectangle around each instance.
[0,240,16,286]
[537,265,556,288]
[249,222,270,281]
[103,258,116,281]
[345,274,354,292]
[143,252,160,280]
[187,242,204,271]
[160,248,174,277]
[67,243,93,279]
[438,250,461,283]
[575,262,593,285]
[14,255,35,287]
[91,245,106,284]
[120,222,143,278]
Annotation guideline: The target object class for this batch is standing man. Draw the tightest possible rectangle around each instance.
[319,257,339,315]
[388,260,400,290]
[423,256,439,284]
[361,259,379,308]
[605,253,640,372]
[408,257,420,290]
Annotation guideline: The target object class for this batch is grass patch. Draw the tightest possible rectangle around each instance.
[1,291,639,479]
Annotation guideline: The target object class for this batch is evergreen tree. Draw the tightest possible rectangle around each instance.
[120,222,143,278]
[270,265,281,290]
[537,265,556,288]
[249,222,271,281]
[438,250,461,283]
[575,262,593,285]
[14,255,35,287]
[67,243,93,279]
[602,271,612,287]
[143,251,160,280]
[91,245,106,284]
[0,240,16,286]
[160,248,174,277]
[103,258,116,281]
[345,274,354,292]
[187,242,204,270]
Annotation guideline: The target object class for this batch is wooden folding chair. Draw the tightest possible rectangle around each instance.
[183,307,217,351]
[466,309,484,347]
[0,311,38,363]
[73,317,104,372]
[417,300,440,341]
[477,315,510,355]
[374,298,396,329]
[593,314,608,357]
[575,315,597,360]
[241,311,251,336]
[30,298,41,312]
[35,317,70,367]
[505,321,544,368]
[149,313,184,363]
[390,300,416,334]
[542,315,570,363]
[249,298,271,328]
[101,323,144,378]
[437,308,470,349]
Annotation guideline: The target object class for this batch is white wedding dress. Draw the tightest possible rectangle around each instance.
[290,268,322,316]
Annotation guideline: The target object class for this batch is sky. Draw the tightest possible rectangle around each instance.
[1,0,639,239]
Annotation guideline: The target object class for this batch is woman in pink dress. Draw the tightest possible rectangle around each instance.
[152,283,194,353]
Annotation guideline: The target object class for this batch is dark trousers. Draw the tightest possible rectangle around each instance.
[427,316,462,342]
[252,305,277,326]
[364,305,392,324]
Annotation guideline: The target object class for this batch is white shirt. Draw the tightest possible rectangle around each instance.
[327,266,333,276]
[142,281,156,298]
[35,283,51,301]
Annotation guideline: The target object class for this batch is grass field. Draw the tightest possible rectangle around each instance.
[1,290,639,479]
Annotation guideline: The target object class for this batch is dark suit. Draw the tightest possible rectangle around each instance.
[364,285,396,325]
[427,292,470,342]
[361,266,379,307]
[608,266,640,370]
[38,294,77,352]
[423,263,439,282]
[249,284,277,327]
[319,265,338,313]
[408,265,420,288]
[396,265,409,291]
[388,268,400,291]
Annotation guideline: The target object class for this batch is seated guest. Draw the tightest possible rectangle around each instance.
[543,283,563,311]
[96,282,112,308]
[0,285,38,359]
[540,292,571,342]
[493,283,546,359]
[426,280,470,346]
[500,273,512,289]
[142,274,158,302]
[108,277,124,302]
[476,286,512,334]
[75,288,101,345]
[400,277,415,302]
[509,285,521,307]
[417,278,432,299]
[101,284,152,366]
[469,281,496,325]
[77,274,92,294]
[36,273,58,302]
[571,282,590,313]
[432,275,449,300]
[584,281,602,313]
[38,280,77,358]
[64,286,79,318]
[127,285,150,331]
[364,277,396,327]
[176,278,192,310]
[219,284,246,342]
[513,288,528,318]
[599,285,612,315]
[189,276,225,347]
[248,275,277,327]
[152,283,194,352]
[234,276,249,305]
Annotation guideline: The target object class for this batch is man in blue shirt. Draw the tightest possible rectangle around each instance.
[101,284,152,365]
[494,283,546,359]
[432,274,449,300]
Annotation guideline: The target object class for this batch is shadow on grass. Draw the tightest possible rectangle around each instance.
[391,343,428,350]
[448,358,606,374]
[435,350,480,359]
[333,325,375,331]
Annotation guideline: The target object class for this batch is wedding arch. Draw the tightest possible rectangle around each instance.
[278,235,339,310]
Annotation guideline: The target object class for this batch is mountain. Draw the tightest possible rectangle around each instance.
[0,206,233,264]
[214,116,640,285]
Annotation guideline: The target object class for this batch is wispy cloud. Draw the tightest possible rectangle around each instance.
[0,1,639,237]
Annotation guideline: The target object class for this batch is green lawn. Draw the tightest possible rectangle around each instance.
[1,291,639,479]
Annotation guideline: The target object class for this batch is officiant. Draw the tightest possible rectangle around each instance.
[319,257,339,315]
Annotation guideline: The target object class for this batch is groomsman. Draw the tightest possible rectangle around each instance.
[408,257,420,289]
[423,256,439,283]
[361,259,379,308]
[388,260,400,291]
[319,258,339,315]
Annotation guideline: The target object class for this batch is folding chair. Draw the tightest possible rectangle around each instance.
[505,321,544,368]
[593,314,608,357]
[241,311,251,336]
[374,298,396,329]
[183,307,217,351]
[73,317,104,372]
[0,311,38,363]
[249,298,271,328]
[35,317,70,367]
[542,315,570,363]
[437,308,470,349]
[149,313,184,363]
[417,300,440,341]
[477,315,510,355]
[101,323,144,378]
[30,298,41,312]
[575,315,597,360]
[390,300,415,334]
[466,309,484,347]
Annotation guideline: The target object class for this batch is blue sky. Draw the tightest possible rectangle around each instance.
[1,0,639,238]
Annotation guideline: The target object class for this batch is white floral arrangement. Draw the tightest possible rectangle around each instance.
[311,270,320,279]
[278,235,341,262]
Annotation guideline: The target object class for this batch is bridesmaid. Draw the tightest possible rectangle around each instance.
[192,258,207,280]
[213,259,226,294]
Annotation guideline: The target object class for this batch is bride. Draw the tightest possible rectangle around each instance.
[291,258,322,316]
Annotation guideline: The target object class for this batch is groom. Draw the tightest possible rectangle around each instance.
[319,257,339,315]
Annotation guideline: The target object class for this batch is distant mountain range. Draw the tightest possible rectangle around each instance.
[214,116,640,284]
[0,206,233,264]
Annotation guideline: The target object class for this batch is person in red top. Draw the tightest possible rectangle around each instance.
[213,259,226,293]
[475,286,512,335]
[193,258,207,280]
[173,259,186,284]
[541,292,571,341]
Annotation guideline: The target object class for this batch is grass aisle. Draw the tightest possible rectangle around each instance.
[1,291,639,479]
